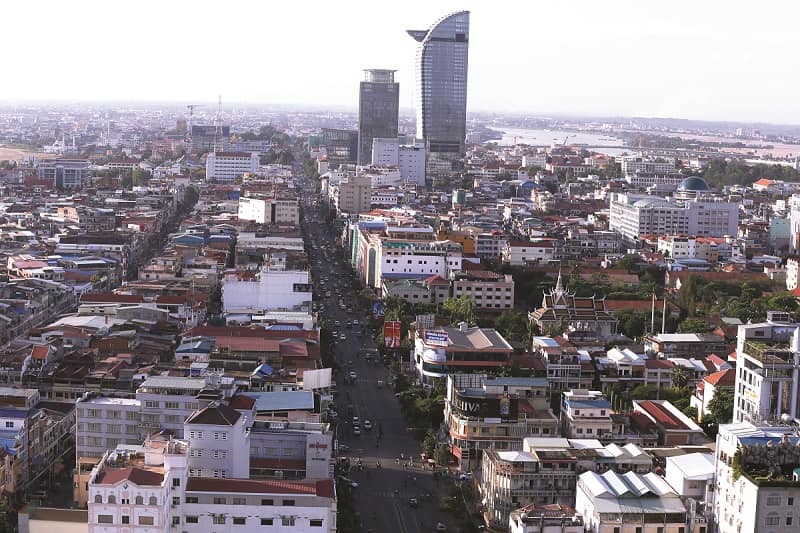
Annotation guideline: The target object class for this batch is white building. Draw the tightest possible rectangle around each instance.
[238,196,300,225]
[223,268,312,314]
[609,193,739,244]
[370,137,426,185]
[715,422,800,533]
[560,390,613,440]
[658,236,696,259]
[575,470,687,533]
[184,403,250,479]
[788,257,799,291]
[87,433,336,533]
[664,452,714,504]
[733,312,800,425]
[619,155,677,176]
[205,151,260,183]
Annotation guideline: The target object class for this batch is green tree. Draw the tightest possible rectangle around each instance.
[706,386,734,424]
[132,167,150,186]
[441,295,477,326]
[677,318,712,333]
[671,365,692,390]
[615,309,648,338]
[493,311,530,344]
[434,443,452,465]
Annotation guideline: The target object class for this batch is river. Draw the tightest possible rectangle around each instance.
[488,127,630,156]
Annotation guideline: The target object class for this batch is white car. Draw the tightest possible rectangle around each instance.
[363,419,373,430]
[352,426,361,436]
[349,371,357,380]
[459,472,473,481]
[436,523,447,532]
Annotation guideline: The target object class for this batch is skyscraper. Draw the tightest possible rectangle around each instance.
[357,69,399,166]
[408,11,470,175]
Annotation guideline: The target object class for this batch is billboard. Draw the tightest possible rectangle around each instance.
[384,321,402,349]
[416,314,436,330]
[302,368,332,390]
[373,300,386,320]
[423,330,449,347]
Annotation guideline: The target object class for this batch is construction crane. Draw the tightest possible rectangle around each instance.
[185,104,202,144]
[561,134,576,146]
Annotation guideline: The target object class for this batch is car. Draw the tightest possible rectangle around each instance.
[436,523,447,532]
[349,371,357,380]
[363,419,373,430]
[337,444,350,453]
[352,415,359,425]
[339,334,347,341]
[409,497,418,508]
[352,426,361,436]
[458,472,473,481]
[376,380,384,388]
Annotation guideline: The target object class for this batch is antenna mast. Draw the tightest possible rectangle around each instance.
[213,94,223,153]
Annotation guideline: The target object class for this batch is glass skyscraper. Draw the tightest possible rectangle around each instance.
[357,69,399,166]
[408,11,470,175]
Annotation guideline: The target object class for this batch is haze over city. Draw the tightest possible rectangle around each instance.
[5,0,800,123]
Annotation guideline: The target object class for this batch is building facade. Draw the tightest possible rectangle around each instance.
[408,11,470,174]
[357,69,399,166]
[238,196,300,225]
[205,151,260,183]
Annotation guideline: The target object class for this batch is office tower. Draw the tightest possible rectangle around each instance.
[321,128,358,168]
[357,69,399,166]
[408,11,470,175]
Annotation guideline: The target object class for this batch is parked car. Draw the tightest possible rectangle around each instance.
[363,419,373,430]
[409,498,418,508]
[436,523,447,532]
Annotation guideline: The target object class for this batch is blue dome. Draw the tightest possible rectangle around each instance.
[677,176,710,191]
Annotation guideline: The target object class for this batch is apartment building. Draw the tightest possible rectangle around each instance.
[222,268,312,315]
[560,390,613,440]
[715,422,800,533]
[733,312,800,425]
[609,193,739,244]
[474,232,508,259]
[370,138,426,185]
[452,272,515,310]
[332,174,371,214]
[205,151,260,183]
[184,403,249,479]
[37,158,90,189]
[238,196,300,225]
[619,155,677,176]
[444,374,558,471]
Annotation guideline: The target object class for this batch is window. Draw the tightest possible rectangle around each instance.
[766,516,780,526]
[190,449,203,457]
[262,499,274,506]
[172,517,180,526]
[657,528,663,533]
[87,423,101,432]
[165,401,179,409]
[97,515,113,524]
[185,496,198,503]
[4,422,12,428]
[791,497,795,506]
[788,517,794,526]
[94,495,102,504]
[767,495,781,506]
[135,496,143,505]
[233,497,246,505]
[311,519,324,527]
[172,478,180,487]
[107,495,116,504]
[186,516,198,524]
[121,516,130,525]
[283,499,295,506]
[214,497,227,505]
[189,468,202,476]
[635,528,642,533]
[149,496,157,505]
[213,516,226,525]
[282,516,296,526]
[233,517,246,525]
[145,401,159,408]
[613,529,620,533]
[261,518,274,525]
[213,450,228,459]
[172,497,180,506]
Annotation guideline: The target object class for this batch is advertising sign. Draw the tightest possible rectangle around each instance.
[416,314,436,330]
[424,330,449,347]
[373,300,386,320]
[384,321,402,349]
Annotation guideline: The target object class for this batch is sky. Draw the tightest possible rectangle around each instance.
[4,0,800,124]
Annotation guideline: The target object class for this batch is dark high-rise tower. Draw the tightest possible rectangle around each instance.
[408,11,470,175]
[357,69,399,166]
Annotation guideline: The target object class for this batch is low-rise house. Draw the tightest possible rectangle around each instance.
[631,400,708,446]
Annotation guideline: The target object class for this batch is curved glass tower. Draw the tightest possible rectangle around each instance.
[408,11,470,174]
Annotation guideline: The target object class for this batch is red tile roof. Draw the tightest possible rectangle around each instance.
[228,395,257,410]
[705,368,735,387]
[80,293,145,304]
[645,359,673,370]
[96,467,164,486]
[638,401,688,431]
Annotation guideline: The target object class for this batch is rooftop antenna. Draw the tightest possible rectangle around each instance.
[213,94,223,153]
[185,104,201,146]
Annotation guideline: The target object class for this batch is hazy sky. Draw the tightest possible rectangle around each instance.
[5,0,799,123]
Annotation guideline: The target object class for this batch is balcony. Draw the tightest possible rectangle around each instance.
[743,340,794,365]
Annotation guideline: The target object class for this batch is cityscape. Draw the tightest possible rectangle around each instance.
[2,4,800,533]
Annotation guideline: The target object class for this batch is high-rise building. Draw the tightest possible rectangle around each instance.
[408,11,470,175]
[321,128,358,167]
[357,69,399,166]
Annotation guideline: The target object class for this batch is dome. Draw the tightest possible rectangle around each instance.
[677,176,710,191]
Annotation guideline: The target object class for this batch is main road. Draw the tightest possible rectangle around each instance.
[297,170,452,532]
